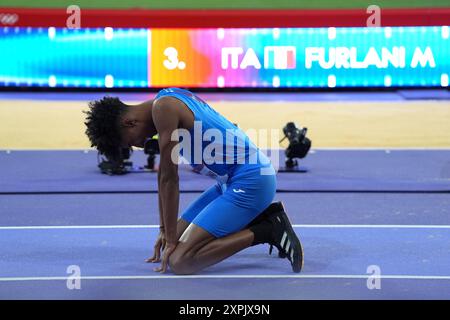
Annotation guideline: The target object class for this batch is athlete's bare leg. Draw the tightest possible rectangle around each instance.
[168,223,254,275]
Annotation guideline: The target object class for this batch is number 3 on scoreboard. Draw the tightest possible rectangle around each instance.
[163,47,186,70]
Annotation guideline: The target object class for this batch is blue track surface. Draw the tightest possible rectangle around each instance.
[1,149,450,299]
[1,193,450,226]
[1,149,449,193]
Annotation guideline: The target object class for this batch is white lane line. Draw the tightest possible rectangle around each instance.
[1,224,450,230]
[0,225,156,230]
[293,224,450,229]
[1,274,450,282]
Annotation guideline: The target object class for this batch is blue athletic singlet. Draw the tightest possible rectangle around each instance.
[155,88,276,238]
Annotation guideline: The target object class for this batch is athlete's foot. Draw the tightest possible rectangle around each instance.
[248,202,290,259]
[265,208,304,273]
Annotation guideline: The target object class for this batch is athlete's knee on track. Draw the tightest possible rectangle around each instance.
[169,251,196,275]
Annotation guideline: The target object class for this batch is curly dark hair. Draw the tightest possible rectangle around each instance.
[84,96,127,160]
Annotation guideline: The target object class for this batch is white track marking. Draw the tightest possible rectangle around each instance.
[0,274,450,282]
[0,225,156,230]
[292,224,450,229]
[1,224,450,230]
[1,225,449,282]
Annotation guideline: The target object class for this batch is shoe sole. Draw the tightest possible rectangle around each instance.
[277,210,304,273]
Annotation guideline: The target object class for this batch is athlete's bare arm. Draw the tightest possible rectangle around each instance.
[151,98,182,272]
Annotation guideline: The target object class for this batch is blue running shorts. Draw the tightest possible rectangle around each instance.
[181,165,277,238]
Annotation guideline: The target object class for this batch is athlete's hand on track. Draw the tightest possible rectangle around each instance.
[145,231,166,263]
[153,242,177,273]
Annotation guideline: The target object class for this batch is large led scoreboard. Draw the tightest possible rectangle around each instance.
[0,8,448,88]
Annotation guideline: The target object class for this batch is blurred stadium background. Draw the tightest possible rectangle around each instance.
[0,1,448,148]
